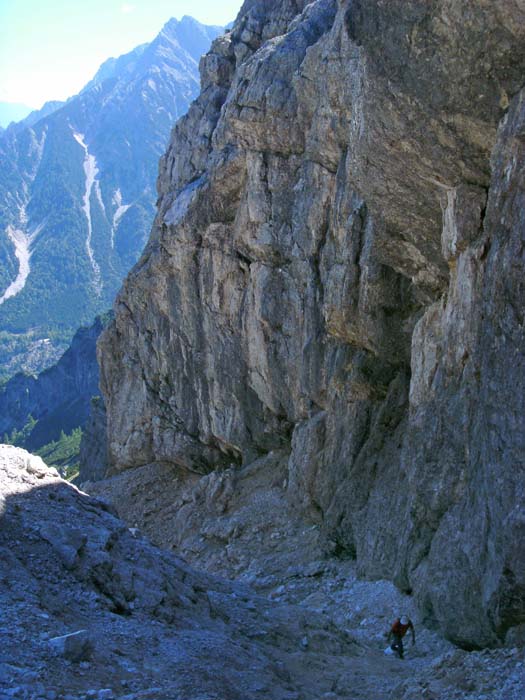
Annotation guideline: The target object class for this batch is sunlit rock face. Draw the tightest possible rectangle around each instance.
[98,0,525,647]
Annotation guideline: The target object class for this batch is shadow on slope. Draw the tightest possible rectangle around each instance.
[0,445,368,700]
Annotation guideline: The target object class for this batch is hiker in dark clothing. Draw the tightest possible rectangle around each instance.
[387,615,416,659]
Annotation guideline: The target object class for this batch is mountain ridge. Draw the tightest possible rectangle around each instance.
[0,101,34,128]
[0,16,224,380]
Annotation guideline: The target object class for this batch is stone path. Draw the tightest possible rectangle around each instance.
[1,446,523,700]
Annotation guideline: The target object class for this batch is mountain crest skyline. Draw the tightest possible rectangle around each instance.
[0,15,225,379]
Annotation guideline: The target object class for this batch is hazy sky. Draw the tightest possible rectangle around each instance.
[0,0,243,108]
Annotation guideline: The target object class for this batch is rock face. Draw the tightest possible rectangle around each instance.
[98,0,525,647]
[83,452,327,584]
[79,395,109,481]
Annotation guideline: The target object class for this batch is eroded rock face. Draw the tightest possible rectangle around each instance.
[98,0,525,646]
[400,88,525,647]
[79,395,108,482]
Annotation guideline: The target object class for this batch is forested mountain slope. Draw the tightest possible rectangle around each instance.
[0,16,223,379]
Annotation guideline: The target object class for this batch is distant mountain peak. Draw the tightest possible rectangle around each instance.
[0,16,224,380]
[180,15,204,27]
[153,15,225,65]
[82,43,149,93]
[0,101,34,128]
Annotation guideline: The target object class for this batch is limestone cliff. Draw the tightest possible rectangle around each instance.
[98,0,525,647]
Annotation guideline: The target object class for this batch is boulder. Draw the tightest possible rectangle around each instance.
[49,630,92,662]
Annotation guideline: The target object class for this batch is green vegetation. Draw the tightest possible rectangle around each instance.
[36,427,82,481]
[3,415,37,445]
[0,329,71,382]
[3,417,82,481]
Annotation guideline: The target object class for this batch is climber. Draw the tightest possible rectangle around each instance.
[387,615,416,659]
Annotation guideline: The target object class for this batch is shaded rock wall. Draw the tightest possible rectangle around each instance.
[0,315,108,449]
[78,395,108,482]
[98,0,525,647]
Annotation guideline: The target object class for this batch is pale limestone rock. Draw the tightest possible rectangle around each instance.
[97,0,525,648]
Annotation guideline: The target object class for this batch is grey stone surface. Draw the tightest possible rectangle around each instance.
[4,445,524,700]
[49,630,92,662]
[97,0,525,649]
[79,396,108,482]
[0,444,456,700]
[399,86,525,647]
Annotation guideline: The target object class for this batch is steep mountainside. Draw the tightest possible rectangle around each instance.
[97,0,525,649]
[0,314,109,452]
[0,101,33,128]
[0,16,223,379]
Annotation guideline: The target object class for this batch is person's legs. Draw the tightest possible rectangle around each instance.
[391,634,404,658]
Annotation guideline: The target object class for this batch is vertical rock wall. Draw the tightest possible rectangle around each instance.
[98,0,525,647]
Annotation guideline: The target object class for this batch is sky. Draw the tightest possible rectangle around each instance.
[0,0,244,109]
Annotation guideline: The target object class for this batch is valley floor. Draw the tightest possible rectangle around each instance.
[1,446,523,700]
